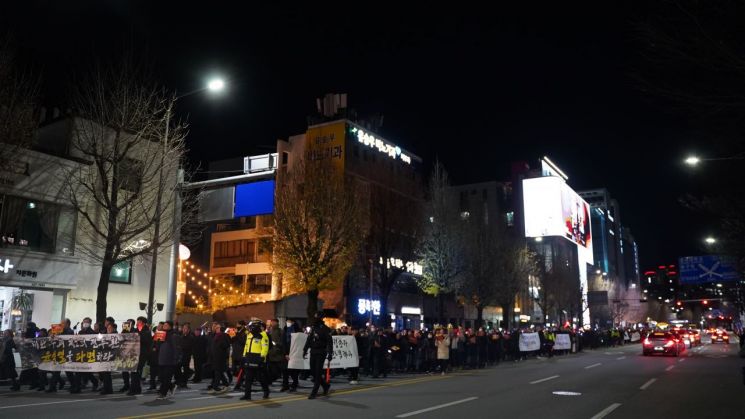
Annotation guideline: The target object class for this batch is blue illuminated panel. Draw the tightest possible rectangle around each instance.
[234,180,275,217]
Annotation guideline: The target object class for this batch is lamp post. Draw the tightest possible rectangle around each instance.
[683,152,744,167]
[146,77,226,323]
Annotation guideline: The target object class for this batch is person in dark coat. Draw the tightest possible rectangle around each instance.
[20,322,40,390]
[303,312,333,399]
[280,319,300,392]
[156,321,180,400]
[49,318,79,393]
[98,323,118,395]
[229,320,246,391]
[266,319,284,384]
[76,317,100,392]
[176,323,195,388]
[192,326,208,383]
[0,329,20,390]
[118,319,137,392]
[149,322,164,390]
[128,317,152,395]
[208,322,231,393]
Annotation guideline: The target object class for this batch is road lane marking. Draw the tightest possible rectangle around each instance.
[530,375,560,384]
[585,363,602,369]
[590,403,622,419]
[665,365,675,371]
[552,391,582,396]
[678,358,685,363]
[395,397,478,418]
[639,378,657,390]
[616,356,626,360]
[0,394,142,409]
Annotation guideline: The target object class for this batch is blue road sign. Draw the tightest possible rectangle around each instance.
[678,255,741,285]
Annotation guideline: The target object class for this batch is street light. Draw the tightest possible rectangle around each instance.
[704,237,717,245]
[684,156,701,166]
[207,78,225,92]
[683,152,744,166]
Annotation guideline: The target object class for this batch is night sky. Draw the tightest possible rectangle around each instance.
[3,1,740,269]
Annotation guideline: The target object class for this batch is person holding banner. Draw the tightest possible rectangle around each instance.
[239,319,270,401]
[77,318,100,392]
[128,317,152,396]
[48,318,79,394]
[156,321,179,400]
[280,319,301,392]
[303,311,333,399]
[0,329,20,391]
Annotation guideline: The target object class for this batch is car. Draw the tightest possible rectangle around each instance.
[711,329,729,344]
[643,332,684,356]
[688,329,701,346]
[672,328,699,348]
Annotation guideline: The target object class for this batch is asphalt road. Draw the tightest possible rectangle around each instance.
[1,335,741,419]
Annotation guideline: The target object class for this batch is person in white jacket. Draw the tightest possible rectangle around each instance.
[434,328,451,375]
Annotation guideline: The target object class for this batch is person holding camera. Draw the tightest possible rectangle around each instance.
[240,319,270,401]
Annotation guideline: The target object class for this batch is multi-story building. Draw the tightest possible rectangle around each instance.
[0,115,174,331]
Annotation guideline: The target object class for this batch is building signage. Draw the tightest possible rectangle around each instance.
[357,298,381,315]
[379,257,423,276]
[0,258,14,273]
[350,125,412,164]
[678,255,741,284]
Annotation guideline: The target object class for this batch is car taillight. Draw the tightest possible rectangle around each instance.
[664,340,674,347]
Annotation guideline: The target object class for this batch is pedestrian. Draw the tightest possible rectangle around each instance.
[281,319,300,392]
[240,319,270,400]
[230,320,247,391]
[177,323,195,388]
[434,328,450,375]
[149,322,164,391]
[99,322,118,395]
[0,329,20,391]
[21,322,40,390]
[49,318,78,393]
[192,326,208,383]
[156,321,179,400]
[349,327,362,384]
[128,317,152,395]
[76,318,100,392]
[208,322,231,394]
[303,311,333,399]
[118,319,136,393]
[476,328,488,368]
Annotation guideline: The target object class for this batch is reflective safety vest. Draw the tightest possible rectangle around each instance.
[243,331,270,359]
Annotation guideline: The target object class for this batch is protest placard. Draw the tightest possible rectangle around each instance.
[14,333,140,372]
[554,333,571,350]
[519,332,541,352]
[287,333,359,370]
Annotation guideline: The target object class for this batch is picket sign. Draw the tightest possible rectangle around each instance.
[519,332,541,352]
[287,333,359,370]
[553,333,571,350]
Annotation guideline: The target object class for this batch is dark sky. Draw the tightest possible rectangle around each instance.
[3,1,739,269]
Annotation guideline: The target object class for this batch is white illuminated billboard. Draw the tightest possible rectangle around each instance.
[523,177,593,263]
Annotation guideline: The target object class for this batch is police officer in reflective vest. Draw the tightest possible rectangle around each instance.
[240,320,270,400]
[303,311,333,399]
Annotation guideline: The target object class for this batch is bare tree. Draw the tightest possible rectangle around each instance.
[416,161,465,322]
[0,38,38,167]
[460,207,499,328]
[368,182,422,326]
[64,60,189,324]
[494,237,537,330]
[273,160,368,319]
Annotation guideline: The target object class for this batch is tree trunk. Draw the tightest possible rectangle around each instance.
[501,302,512,330]
[476,304,484,329]
[306,288,320,321]
[96,258,114,325]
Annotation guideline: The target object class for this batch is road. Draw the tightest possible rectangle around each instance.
[1,336,741,419]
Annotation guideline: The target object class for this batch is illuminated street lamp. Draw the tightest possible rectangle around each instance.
[704,237,717,245]
[207,78,225,92]
[684,156,701,166]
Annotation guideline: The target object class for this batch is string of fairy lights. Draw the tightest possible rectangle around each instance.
[180,260,264,309]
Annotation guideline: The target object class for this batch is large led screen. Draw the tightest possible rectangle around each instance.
[523,177,593,260]
[234,180,275,217]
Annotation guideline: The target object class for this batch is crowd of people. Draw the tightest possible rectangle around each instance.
[1,314,646,402]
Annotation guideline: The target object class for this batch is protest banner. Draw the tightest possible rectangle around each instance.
[287,333,359,370]
[14,333,140,372]
[554,333,571,350]
[519,332,541,352]
[630,331,641,342]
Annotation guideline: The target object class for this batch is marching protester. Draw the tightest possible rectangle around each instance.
[176,323,195,389]
[240,319,270,400]
[192,325,208,383]
[98,322,117,395]
[156,321,179,400]
[21,322,40,390]
[118,319,136,393]
[128,317,152,395]
[77,318,100,392]
[208,321,231,393]
[266,319,284,385]
[281,318,300,392]
[149,322,164,391]
[0,329,20,391]
[434,327,450,375]
[230,320,247,391]
[303,311,333,399]
[48,319,79,393]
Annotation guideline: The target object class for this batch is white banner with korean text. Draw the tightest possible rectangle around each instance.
[553,333,571,350]
[519,332,541,352]
[287,333,359,370]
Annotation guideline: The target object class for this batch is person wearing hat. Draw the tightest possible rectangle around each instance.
[303,312,333,399]
[240,319,270,400]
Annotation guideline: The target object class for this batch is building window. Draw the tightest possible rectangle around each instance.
[0,195,74,254]
[213,239,256,268]
[116,158,144,194]
[109,259,132,284]
[505,211,515,227]
[248,274,272,293]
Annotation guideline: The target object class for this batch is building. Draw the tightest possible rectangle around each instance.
[0,116,174,332]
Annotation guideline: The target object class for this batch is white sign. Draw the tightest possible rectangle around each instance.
[519,332,541,352]
[351,126,412,164]
[287,333,359,370]
[630,332,641,342]
[0,258,14,273]
[554,333,571,350]
[357,298,381,315]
